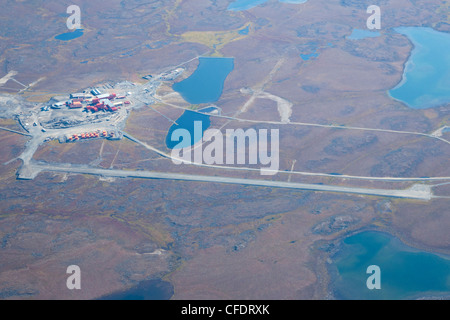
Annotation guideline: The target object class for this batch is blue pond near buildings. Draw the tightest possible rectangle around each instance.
[330,231,450,300]
[167,57,233,149]
[166,110,211,150]
[172,57,234,105]
[389,27,450,109]
[55,29,84,41]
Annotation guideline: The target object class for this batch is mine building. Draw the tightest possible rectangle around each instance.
[70,93,86,99]
[91,88,102,96]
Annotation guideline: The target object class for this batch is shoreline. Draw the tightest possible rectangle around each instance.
[388,26,450,110]
[322,227,450,300]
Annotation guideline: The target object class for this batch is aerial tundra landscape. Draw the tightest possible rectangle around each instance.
[0,0,449,300]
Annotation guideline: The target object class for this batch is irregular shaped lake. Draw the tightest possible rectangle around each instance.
[389,27,450,109]
[168,57,233,149]
[172,57,234,105]
[166,110,211,150]
[330,231,450,300]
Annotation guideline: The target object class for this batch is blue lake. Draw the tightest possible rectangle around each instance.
[166,110,211,149]
[331,231,450,300]
[228,0,307,11]
[55,29,84,41]
[98,279,173,300]
[389,27,450,109]
[172,57,234,105]
[347,29,381,40]
[168,57,233,148]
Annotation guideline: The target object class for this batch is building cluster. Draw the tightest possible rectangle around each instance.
[47,89,131,113]
[158,68,184,81]
[66,129,115,142]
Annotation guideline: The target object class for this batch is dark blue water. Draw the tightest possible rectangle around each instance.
[172,57,234,105]
[347,29,381,40]
[55,29,84,41]
[331,231,450,300]
[389,27,450,109]
[98,279,173,300]
[168,57,232,148]
[166,111,211,149]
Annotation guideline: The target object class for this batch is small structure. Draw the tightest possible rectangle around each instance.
[69,101,83,109]
[96,93,111,100]
[91,88,102,96]
[66,130,114,143]
[51,102,65,109]
[70,93,86,99]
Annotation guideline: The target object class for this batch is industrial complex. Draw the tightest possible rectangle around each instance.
[53,90,130,113]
